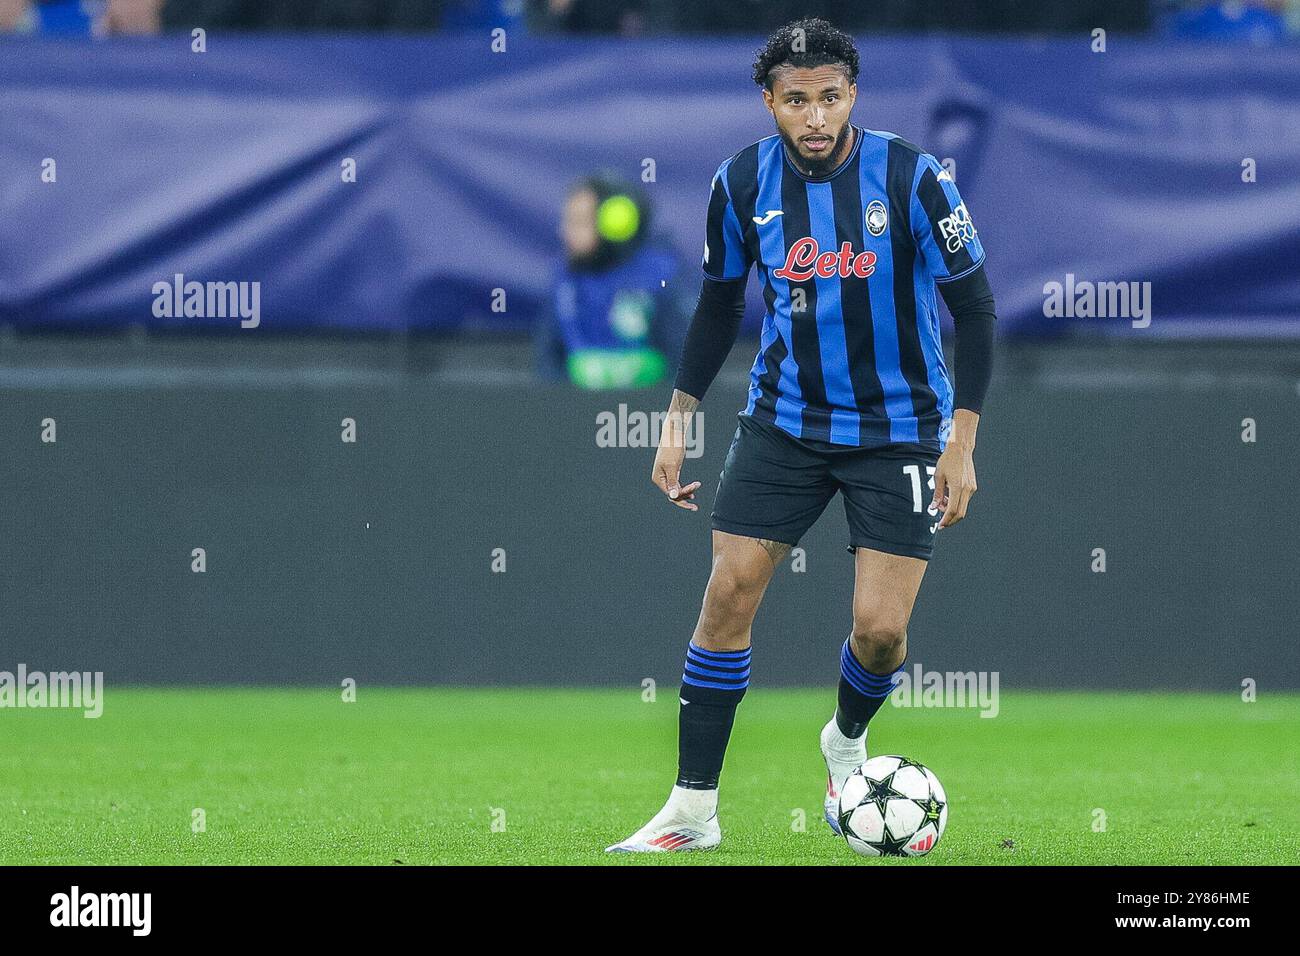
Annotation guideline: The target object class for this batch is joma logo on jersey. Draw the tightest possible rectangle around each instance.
[936,202,976,254]
[773,238,878,282]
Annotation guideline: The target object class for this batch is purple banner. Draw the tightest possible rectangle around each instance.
[0,34,1297,336]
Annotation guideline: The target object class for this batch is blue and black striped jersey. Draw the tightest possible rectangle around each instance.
[703,125,985,450]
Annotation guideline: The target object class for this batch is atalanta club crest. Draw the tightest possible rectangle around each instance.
[865,200,888,237]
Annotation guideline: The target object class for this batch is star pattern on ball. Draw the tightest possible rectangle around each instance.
[876,829,913,857]
[863,771,908,818]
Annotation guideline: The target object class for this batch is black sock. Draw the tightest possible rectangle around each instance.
[676,643,750,790]
[835,638,904,739]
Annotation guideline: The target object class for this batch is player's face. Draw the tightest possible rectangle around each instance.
[561,187,599,260]
[763,66,856,174]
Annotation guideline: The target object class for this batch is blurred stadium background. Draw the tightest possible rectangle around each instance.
[1,1,1298,693]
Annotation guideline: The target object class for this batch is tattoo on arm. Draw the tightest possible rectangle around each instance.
[662,390,700,450]
[668,389,699,416]
[757,538,791,566]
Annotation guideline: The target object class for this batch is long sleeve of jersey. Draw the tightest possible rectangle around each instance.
[937,263,996,414]
[672,277,748,401]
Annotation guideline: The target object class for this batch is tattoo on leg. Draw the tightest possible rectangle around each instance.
[757,538,791,567]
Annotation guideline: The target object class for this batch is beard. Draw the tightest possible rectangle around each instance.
[777,119,854,177]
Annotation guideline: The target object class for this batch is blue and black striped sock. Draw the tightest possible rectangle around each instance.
[676,643,751,790]
[835,639,904,738]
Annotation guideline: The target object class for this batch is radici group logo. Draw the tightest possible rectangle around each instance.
[936,202,977,254]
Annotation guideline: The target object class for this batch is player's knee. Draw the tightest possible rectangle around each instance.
[849,614,907,660]
[703,553,774,620]
[694,569,763,648]
[705,564,766,614]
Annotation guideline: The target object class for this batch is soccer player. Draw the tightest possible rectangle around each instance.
[607,18,996,852]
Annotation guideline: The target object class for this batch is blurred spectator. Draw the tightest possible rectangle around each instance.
[0,0,99,33]
[104,0,161,33]
[0,0,32,32]
[526,0,650,35]
[529,0,1150,35]
[1160,1,1290,42]
[158,0,441,32]
[535,175,691,388]
[0,0,1164,35]
[0,0,159,34]
[439,0,524,30]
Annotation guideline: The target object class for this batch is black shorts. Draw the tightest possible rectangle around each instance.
[711,414,941,560]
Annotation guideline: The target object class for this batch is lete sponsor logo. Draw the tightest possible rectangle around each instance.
[773,238,877,282]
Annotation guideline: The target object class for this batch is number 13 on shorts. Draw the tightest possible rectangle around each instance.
[902,465,939,529]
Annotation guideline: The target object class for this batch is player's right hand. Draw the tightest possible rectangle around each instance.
[651,444,701,511]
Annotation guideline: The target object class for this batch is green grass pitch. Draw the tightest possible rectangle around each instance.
[3,688,1296,865]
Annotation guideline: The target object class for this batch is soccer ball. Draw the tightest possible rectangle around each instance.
[837,755,947,858]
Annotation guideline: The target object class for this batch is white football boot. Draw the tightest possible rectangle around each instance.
[605,786,722,853]
[820,719,867,835]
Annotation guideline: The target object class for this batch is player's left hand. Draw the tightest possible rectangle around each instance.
[931,440,977,529]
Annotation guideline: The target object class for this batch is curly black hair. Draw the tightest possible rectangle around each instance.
[751,18,860,90]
